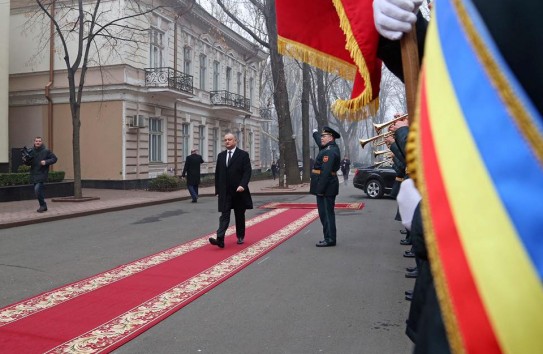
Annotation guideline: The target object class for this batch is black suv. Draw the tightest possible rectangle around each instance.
[353,165,397,199]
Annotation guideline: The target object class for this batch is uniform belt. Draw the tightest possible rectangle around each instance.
[395,177,405,182]
[312,169,336,176]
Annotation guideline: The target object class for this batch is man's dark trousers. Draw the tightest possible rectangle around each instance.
[216,195,245,240]
[316,195,336,243]
[34,182,46,208]
[188,184,199,201]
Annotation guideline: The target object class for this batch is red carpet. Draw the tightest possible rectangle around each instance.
[0,208,318,353]
[259,202,365,210]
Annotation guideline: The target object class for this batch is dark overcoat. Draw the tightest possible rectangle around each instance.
[28,145,58,183]
[215,148,253,212]
[182,153,204,185]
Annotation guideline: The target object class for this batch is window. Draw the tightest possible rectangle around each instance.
[226,67,232,92]
[213,61,220,91]
[148,118,163,162]
[199,125,206,154]
[237,72,242,95]
[150,29,164,68]
[184,47,192,74]
[199,54,207,90]
[181,123,190,160]
[249,77,254,105]
[212,127,220,159]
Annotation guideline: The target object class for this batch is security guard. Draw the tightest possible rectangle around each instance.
[310,126,341,247]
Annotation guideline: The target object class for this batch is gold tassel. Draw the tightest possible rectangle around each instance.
[277,36,357,81]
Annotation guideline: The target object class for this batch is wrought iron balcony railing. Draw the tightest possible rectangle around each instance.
[210,90,251,111]
[144,67,193,95]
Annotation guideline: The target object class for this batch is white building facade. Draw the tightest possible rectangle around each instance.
[8,0,267,186]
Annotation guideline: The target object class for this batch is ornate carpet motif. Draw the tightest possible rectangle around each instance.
[0,209,287,326]
[48,210,318,353]
[259,202,365,210]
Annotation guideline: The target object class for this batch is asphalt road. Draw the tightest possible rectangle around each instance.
[0,181,415,354]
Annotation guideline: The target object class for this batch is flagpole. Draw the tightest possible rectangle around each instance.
[400,25,420,125]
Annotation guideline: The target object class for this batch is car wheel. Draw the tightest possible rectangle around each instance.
[365,179,384,199]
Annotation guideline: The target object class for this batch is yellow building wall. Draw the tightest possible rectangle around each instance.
[52,101,123,180]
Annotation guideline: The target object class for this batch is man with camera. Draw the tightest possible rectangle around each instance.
[23,137,58,212]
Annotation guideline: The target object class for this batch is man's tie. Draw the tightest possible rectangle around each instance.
[227,150,232,167]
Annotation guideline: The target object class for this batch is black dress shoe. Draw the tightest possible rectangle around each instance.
[237,237,244,245]
[405,270,419,278]
[400,239,412,245]
[405,290,413,296]
[37,207,48,213]
[403,250,415,258]
[316,240,336,247]
[400,229,408,234]
[405,293,413,301]
[209,237,225,248]
[406,266,417,272]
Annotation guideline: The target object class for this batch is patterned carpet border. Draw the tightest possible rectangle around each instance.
[259,202,365,210]
[47,210,319,353]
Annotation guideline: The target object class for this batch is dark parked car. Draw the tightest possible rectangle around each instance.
[353,165,397,199]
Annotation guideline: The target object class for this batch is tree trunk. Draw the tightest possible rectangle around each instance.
[315,69,328,129]
[301,63,311,182]
[68,70,83,198]
[266,0,299,185]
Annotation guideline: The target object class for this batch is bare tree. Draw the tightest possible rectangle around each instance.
[216,0,300,186]
[30,0,193,198]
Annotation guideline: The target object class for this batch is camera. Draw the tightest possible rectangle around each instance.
[21,146,34,165]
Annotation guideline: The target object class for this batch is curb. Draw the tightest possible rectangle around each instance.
[0,190,309,230]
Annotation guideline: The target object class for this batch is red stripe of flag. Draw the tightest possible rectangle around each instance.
[419,72,502,353]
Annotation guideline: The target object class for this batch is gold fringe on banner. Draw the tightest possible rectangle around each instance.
[277,36,357,81]
[331,96,379,121]
[331,0,378,120]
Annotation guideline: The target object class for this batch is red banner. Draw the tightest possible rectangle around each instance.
[276,0,381,119]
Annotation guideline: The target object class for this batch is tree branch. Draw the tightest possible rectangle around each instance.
[216,0,269,48]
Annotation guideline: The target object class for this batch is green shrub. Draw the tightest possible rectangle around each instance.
[17,165,30,173]
[0,171,65,186]
[148,174,182,192]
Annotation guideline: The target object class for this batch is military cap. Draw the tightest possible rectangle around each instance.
[321,126,341,139]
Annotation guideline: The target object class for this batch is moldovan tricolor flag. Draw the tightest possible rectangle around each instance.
[276,0,381,119]
[411,0,543,352]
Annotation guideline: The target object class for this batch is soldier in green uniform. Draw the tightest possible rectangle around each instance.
[310,126,341,247]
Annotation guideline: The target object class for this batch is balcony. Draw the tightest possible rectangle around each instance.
[144,67,194,97]
[210,90,251,113]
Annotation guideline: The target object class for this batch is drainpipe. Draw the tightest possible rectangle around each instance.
[45,0,55,152]
[174,99,183,175]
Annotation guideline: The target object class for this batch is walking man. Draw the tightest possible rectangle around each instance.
[209,133,253,248]
[340,156,351,185]
[27,137,58,213]
[181,149,205,203]
[310,126,341,247]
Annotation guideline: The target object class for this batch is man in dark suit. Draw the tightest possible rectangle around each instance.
[209,133,253,248]
[182,149,205,203]
[310,126,341,247]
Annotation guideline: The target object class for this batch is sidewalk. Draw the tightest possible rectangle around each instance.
[0,179,309,229]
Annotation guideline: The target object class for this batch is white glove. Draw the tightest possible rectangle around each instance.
[397,179,422,231]
[373,0,422,40]
[312,129,318,133]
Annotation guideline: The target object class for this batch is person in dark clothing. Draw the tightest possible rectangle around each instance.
[26,137,58,213]
[340,157,351,185]
[209,133,253,248]
[181,149,205,203]
[310,126,341,247]
[271,160,278,180]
